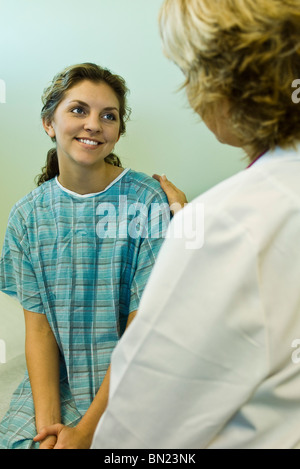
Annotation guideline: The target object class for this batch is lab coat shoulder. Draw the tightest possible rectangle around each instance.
[92,148,300,449]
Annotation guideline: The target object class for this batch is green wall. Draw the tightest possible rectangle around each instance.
[0,0,245,248]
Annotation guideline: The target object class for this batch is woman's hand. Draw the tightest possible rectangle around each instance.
[34,313,138,449]
[34,424,92,449]
[152,174,188,214]
[38,434,58,449]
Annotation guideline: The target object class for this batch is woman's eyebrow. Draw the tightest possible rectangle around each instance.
[68,100,119,112]
[69,99,89,107]
[102,107,119,112]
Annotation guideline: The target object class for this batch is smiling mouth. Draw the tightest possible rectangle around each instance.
[75,138,103,146]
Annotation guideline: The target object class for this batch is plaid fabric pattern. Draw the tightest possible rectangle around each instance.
[0,169,169,448]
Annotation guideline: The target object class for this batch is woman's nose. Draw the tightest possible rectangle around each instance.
[83,113,102,133]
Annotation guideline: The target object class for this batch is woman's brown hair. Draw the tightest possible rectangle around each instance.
[37,63,131,186]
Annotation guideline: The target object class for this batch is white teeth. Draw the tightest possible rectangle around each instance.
[78,139,99,146]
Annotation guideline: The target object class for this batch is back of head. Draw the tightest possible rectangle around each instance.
[159,0,300,160]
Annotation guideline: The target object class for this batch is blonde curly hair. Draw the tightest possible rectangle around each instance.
[159,0,300,160]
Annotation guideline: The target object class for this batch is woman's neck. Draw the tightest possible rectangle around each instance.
[57,163,123,195]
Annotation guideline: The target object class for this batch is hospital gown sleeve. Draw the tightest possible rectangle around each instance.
[0,210,44,314]
[91,201,268,449]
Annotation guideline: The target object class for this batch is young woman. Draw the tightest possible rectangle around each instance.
[0,63,170,449]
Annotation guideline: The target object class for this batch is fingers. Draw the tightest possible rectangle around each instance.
[34,423,63,442]
[153,174,179,195]
[38,435,57,450]
[152,173,167,183]
[153,174,181,192]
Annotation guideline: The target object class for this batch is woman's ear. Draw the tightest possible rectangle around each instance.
[42,118,55,138]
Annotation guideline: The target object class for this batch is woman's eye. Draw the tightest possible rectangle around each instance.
[71,107,85,115]
[103,113,116,121]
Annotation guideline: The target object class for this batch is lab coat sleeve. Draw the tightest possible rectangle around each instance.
[91,201,268,449]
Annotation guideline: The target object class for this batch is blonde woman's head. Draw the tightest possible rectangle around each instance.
[159,0,300,159]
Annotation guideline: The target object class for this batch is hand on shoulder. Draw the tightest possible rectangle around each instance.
[152,174,188,214]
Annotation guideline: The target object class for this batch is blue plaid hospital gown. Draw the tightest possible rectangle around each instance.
[0,168,170,449]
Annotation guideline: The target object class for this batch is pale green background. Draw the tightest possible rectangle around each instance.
[0,0,245,249]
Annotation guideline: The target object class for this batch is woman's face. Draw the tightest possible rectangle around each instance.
[43,80,121,171]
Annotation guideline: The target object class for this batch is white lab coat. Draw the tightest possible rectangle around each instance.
[91,144,300,449]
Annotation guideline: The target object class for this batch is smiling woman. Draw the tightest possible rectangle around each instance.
[0,63,170,449]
